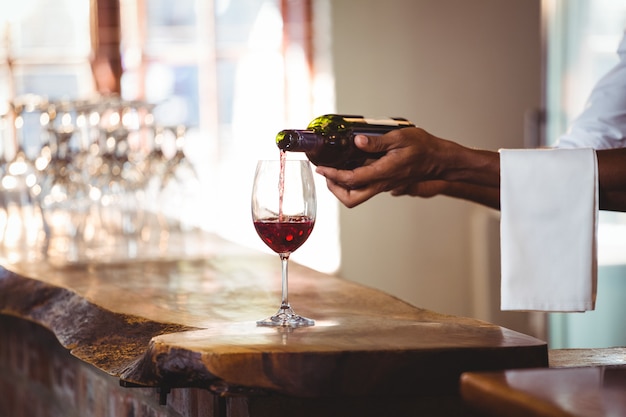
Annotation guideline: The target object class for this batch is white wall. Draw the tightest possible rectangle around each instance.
[328,0,542,331]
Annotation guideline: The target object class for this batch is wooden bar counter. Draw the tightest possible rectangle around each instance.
[0,233,548,416]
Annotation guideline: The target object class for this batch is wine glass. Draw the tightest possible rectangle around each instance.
[251,158,316,327]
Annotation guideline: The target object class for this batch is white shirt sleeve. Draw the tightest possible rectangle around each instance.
[557,31,626,149]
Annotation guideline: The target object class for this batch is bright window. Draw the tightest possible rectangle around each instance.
[0,0,339,273]
[120,0,338,273]
[0,0,93,100]
[544,0,626,265]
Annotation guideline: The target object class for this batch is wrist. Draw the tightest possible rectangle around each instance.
[441,141,500,187]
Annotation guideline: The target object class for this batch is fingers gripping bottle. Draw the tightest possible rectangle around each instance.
[276,114,414,169]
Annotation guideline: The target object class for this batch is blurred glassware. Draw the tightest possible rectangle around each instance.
[158,124,201,234]
[38,99,90,262]
[0,95,47,263]
[0,94,200,265]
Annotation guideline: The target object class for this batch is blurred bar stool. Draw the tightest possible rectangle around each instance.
[460,363,626,417]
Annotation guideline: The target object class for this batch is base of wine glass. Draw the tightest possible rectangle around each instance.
[257,305,314,327]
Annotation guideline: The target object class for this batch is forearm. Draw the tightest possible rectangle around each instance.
[597,148,626,212]
[441,147,626,212]
[441,182,500,210]
[437,140,501,188]
[419,139,501,209]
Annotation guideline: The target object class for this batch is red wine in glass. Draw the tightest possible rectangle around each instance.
[253,215,314,254]
[251,157,316,327]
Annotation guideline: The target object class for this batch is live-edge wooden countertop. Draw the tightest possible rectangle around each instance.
[0,233,548,398]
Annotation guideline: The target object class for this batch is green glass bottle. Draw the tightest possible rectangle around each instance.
[276,114,414,169]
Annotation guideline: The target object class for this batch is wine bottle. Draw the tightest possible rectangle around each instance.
[276,114,414,169]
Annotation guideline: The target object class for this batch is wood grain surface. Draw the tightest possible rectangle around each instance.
[0,233,548,398]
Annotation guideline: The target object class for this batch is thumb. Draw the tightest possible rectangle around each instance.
[354,134,389,153]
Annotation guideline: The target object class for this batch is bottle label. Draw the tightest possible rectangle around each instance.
[344,116,410,126]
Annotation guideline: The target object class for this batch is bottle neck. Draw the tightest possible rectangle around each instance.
[276,129,321,152]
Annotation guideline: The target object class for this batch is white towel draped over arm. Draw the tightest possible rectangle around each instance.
[499,148,598,312]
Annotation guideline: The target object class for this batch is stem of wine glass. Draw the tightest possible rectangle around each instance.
[279,253,290,311]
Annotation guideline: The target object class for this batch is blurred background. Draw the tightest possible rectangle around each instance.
[0,0,625,349]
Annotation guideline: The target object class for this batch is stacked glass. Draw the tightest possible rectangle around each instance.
[0,95,198,264]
